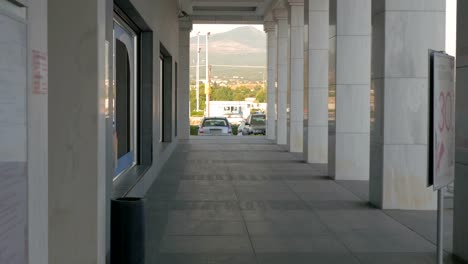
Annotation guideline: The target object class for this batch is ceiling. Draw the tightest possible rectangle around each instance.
[179,0,280,24]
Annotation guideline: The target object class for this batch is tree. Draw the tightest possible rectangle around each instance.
[190,83,206,113]
[255,88,266,103]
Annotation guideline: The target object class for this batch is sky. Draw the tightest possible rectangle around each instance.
[191,0,457,56]
[446,0,457,56]
[191,24,263,37]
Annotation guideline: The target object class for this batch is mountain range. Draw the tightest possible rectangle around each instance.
[190,26,267,82]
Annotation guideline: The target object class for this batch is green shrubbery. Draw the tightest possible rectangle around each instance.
[190,111,204,117]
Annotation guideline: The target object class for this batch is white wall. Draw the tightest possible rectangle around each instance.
[28,1,49,263]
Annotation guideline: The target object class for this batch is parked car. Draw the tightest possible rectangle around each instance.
[242,114,266,135]
[237,120,246,136]
[198,117,232,136]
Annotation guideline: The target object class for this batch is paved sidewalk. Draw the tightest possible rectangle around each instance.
[145,137,461,264]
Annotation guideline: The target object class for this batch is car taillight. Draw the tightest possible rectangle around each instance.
[199,127,204,133]
[228,127,232,134]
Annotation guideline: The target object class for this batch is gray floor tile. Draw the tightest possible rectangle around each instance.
[173,191,238,201]
[239,200,310,210]
[143,137,456,263]
[338,230,436,253]
[157,209,244,221]
[336,180,370,201]
[161,220,246,235]
[158,235,253,253]
[316,210,410,233]
[242,210,318,222]
[237,191,299,201]
[257,253,361,264]
[297,190,360,201]
[355,252,462,264]
[384,209,454,252]
[308,200,375,210]
[149,253,258,264]
[251,235,350,253]
[246,220,329,235]
[233,181,291,192]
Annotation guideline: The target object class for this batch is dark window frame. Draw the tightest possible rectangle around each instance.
[160,44,173,143]
[112,0,153,196]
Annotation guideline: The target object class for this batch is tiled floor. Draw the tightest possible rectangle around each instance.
[145,137,462,264]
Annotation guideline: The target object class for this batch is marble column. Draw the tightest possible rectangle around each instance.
[454,0,468,260]
[370,0,445,209]
[304,0,329,163]
[274,8,289,145]
[264,21,277,140]
[288,0,305,153]
[178,17,192,140]
[329,0,371,180]
[48,0,107,263]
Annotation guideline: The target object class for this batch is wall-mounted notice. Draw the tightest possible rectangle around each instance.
[32,49,48,94]
[428,51,456,190]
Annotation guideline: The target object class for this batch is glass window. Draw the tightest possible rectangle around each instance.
[113,17,138,177]
[251,115,266,125]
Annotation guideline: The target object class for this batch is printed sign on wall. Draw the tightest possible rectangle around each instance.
[32,49,48,94]
[429,51,456,190]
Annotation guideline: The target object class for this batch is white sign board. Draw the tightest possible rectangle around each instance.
[429,51,456,190]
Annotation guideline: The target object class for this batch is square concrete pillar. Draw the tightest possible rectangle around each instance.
[453,0,468,261]
[274,8,289,145]
[370,0,445,210]
[264,21,277,140]
[329,0,371,180]
[178,17,192,140]
[48,0,107,263]
[288,0,305,153]
[304,0,329,164]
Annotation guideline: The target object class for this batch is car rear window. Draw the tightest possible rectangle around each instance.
[203,119,228,127]
[251,115,266,125]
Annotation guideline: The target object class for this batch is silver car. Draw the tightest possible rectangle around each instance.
[198,117,232,136]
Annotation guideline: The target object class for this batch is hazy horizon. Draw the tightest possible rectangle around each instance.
[191,24,263,37]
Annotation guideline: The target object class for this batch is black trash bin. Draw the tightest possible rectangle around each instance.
[111,197,145,264]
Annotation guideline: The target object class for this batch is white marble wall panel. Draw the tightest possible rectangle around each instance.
[336,36,371,85]
[335,85,370,134]
[48,0,107,263]
[28,0,49,263]
[382,145,435,209]
[370,0,445,210]
[304,0,329,164]
[336,0,371,36]
[383,78,428,145]
[178,17,192,140]
[265,22,277,140]
[288,1,305,153]
[385,11,445,78]
[330,0,371,180]
[275,9,289,145]
[335,133,370,180]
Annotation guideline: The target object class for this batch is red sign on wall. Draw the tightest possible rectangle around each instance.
[32,50,48,94]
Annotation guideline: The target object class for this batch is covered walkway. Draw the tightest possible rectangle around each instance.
[145,137,459,264]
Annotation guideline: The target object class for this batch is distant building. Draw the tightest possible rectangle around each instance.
[209,99,266,120]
